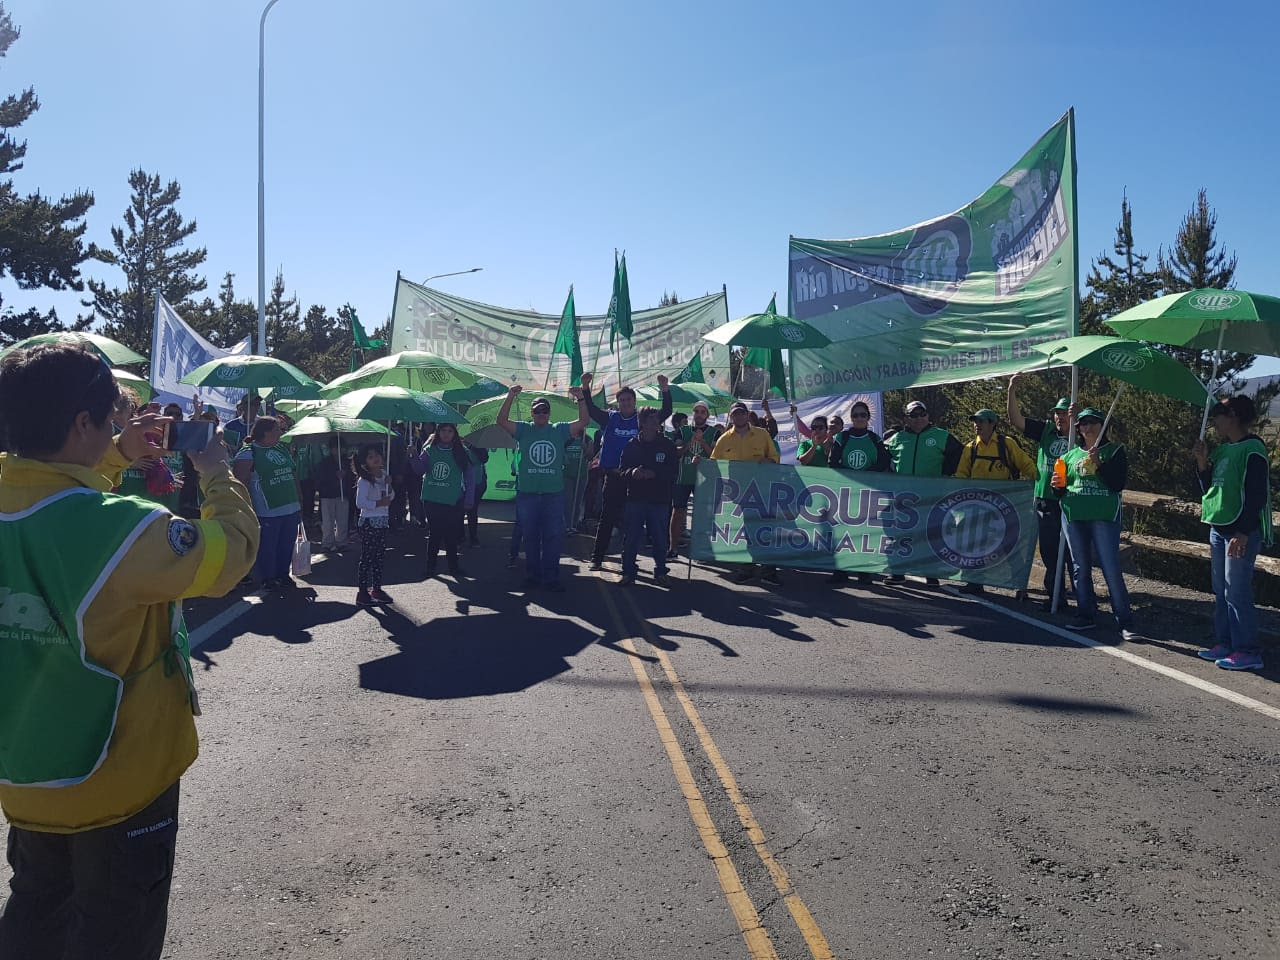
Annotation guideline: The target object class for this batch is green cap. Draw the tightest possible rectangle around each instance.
[1075,407,1105,422]
[970,408,998,422]
[1051,397,1071,412]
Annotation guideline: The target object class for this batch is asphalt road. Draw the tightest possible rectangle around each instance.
[5,508,1279,959]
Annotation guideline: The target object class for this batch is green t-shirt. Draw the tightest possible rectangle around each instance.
[836,432,880,471]
[514,421,572,494]
[418,444,470,505]
[797,438,832,467]
[1060,444,1122,523]
[1034,420,1073,499]
[678,423,722,485]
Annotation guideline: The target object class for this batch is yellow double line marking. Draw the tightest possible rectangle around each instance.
[599,586,836,960]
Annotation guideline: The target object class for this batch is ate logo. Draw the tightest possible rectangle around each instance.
[1188,292,1242,312]
[431,462,452,481]
[215,365,244,381]
[927,489,1021,571]
[845,449,869,469]
[779,325,806,343]
[1049,437,1070,458]
[528,440,558,467]
[266,450,290,466]
[925,437,937,447]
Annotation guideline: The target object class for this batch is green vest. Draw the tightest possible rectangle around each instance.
[1060,444,1122,523]
[1034,421,1072,499]
[837,432,879,471]
[0,490,196,786]
[117,466,150,499]
[251,444,299,510]
[515,422,570,494]
[886,426,948,476]
[679,423,722,485]
[1202,437,1273,542]
[419,444,468,505]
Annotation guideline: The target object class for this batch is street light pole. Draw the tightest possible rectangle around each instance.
[257,0,284,356]
[421,267,483,285]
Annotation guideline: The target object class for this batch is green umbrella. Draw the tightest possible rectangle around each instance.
[320,350,479,398]
[179,354,322,391]
[315,386,466,424]
[111,368,153,403]
[1029,336,1209,406]
[635,381,735,415]
[281,415,392,441]
[273,398,327,416]
[430,375,507,406]
[702,304,832,350]
[1104,288,1280,355]
[1104,288,1280,434]
[262,381,323,402]
[0,331,147,366]
[463,392,582,450]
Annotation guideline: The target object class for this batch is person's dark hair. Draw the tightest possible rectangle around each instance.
[199,409,220,425]
[811,416,828,430]
[637,406,660,425]
[0,343,119,457]
[163,403,183,421]
[1217,395,1257,426]
[250,415,280,443]
[850,401,870,417]
[671,412,688,428]
[830,416,844,431]
[427,421,470,470]
[616,386,637,403]
[351,443,382,480]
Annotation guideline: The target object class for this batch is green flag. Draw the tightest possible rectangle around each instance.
[350,306,386,351]
[741,296,788,398]
[552,285,584,386]
[674,348,704,384]
[607,251,633,353]
[788,111,1077,397]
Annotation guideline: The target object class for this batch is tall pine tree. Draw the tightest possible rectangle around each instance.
[0,3,95,345]
[81,169,207,356]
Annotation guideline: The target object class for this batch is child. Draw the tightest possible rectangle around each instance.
[353,445,394,606]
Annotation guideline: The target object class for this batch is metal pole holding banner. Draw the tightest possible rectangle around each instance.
[1050,364,1079,614]
[257,0,284,357]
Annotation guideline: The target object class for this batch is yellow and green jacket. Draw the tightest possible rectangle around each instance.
[0,441,258,833]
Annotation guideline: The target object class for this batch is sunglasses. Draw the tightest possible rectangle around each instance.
[849,412,870,420]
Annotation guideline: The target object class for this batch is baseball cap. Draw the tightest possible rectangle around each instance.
[1051,397,1071,412]
[970,408,998,422]
[1209,395,1256,422]
[1075,407,1104,422]
[530,397,551,412]
[729,401,749,414]
[905,400,928,415]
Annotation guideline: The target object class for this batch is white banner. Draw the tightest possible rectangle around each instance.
[743,392,883,464]
[150,296,251,415]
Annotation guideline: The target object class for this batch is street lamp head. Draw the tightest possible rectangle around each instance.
[422,267,483,284]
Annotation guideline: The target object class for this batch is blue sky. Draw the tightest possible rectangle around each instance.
[5,0,1280,374]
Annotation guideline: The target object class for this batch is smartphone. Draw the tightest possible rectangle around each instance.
[162,420,215,452]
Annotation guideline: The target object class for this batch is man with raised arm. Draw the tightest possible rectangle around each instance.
[581,372,672,572]
[496,384,589,592]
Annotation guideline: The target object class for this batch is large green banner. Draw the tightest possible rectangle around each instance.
[390,278,731,395]
[690,461,1037,589]
[788,111,1077,398]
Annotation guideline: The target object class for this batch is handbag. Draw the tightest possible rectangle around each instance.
[291,522,312,577]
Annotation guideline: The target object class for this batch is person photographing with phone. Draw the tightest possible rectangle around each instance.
[0,340,258,960]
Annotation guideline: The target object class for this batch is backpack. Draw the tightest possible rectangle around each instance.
[967,433,1021,480]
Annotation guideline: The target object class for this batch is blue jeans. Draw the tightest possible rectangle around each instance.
[516,492,565,584]
[1210,528,1261,654]
[1065,518,1132,627]
[255,511,301,582]
[623,502,670,578]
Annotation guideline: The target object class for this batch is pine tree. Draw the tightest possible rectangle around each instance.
[0,3,95,345]
[1081,192,1160,335]
[82,169,208,355]
[1156,188,1246,387]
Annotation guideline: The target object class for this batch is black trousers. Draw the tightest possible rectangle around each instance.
[465,485,485,541]
[1036,497,1075,599]
[590,471,629,564]
[0,781,180,960]
[423,500,464,568]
